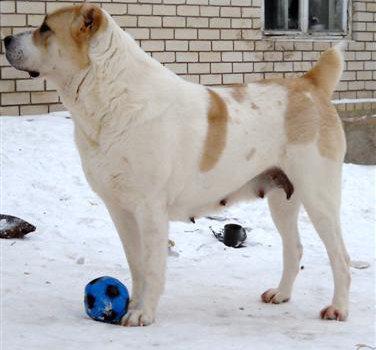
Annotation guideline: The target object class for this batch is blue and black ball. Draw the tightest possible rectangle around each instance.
[84,276,129,324]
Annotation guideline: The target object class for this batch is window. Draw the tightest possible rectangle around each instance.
[263,0,349,37]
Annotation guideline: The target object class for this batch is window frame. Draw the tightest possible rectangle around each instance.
[261,0,351,40]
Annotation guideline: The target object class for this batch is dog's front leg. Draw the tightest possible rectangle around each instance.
[125,202,168,326]
[108,201,169,326]
[106,203,145,316]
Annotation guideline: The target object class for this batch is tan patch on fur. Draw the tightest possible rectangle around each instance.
[260,79,319,144]
[303,47,345,160]
[200,89,229,172]
[260,77,344,161]
[33,4,107,69]
[245,147,256,161]
[316,94,345,161]
[230,85,247,103]
[251,102,259,110]
[285,80,319,144]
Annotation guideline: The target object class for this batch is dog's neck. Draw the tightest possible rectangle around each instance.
[55,18,179,145]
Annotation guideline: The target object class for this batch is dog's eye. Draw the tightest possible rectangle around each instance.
[40,23,50,33]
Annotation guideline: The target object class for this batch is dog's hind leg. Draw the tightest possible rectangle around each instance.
[299,167,350,321]
[261,189,302,304]
[288,152,350,321]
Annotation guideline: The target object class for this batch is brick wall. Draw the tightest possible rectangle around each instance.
[1,0,375,116]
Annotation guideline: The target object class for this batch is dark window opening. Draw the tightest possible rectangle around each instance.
[264,0,300,31]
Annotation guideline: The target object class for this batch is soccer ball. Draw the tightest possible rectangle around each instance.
[84,276,129,324]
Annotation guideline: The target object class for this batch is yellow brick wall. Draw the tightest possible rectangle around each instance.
[0,0,375,116]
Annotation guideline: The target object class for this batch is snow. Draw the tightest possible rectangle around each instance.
[332,98,376,105]
[1,113,375,350]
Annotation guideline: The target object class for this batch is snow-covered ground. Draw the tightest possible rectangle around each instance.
[1,113,375,350]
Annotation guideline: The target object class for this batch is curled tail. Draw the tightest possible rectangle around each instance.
[303,43,345,99]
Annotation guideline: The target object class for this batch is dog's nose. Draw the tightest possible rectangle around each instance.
[4,35,13,49]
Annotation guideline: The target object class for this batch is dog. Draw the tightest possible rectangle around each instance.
[4,4,350,326]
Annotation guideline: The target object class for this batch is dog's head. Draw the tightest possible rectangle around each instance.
[4,4,107,80]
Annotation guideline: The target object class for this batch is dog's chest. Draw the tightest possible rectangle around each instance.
[74,132,133,199]
[75,127,173,209]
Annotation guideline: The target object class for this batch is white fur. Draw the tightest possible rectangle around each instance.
[5,9,350,325]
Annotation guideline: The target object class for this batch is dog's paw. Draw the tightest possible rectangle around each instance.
[261,288,290,304]
[121,308,155,327]
[320,305,348,321]
[127,298,140,311]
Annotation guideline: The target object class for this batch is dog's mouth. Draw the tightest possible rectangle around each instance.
[28,71,40,78]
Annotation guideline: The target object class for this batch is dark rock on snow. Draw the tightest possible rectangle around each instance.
[0,214,36,239]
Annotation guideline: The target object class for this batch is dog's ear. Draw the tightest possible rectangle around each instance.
[73,4,104,39]
[81,4,102,32]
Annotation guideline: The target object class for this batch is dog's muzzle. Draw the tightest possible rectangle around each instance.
[4,34,40,78]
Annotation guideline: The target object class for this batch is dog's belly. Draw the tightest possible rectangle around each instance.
[168,135,285,221]
[167,152,279,221]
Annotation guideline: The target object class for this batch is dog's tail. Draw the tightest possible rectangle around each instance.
[303,42,345,99]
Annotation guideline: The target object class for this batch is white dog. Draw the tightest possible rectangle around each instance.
[5,4,350,326]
